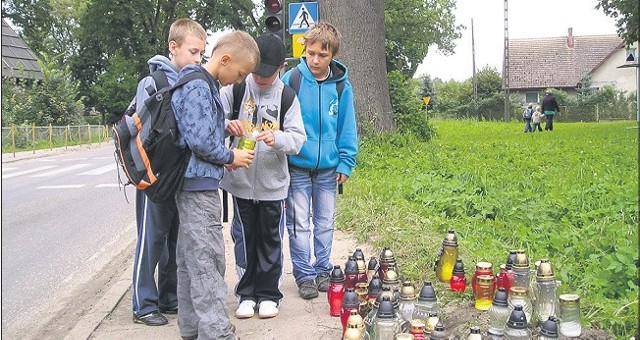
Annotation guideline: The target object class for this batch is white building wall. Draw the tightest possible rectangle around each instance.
[590,42,639,94]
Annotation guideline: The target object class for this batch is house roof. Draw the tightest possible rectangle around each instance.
[2,18,43,80]
[508,33,622,90]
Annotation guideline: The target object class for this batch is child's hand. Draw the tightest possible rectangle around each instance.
[231,149,255,168]
[336,173,349,185]
[256,130,275,146]
[226,120,245,137]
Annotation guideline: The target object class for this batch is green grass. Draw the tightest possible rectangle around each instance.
[336,120,638,337]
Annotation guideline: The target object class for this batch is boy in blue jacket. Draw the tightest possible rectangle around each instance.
[171,31,259,340]
[281,21,358,300]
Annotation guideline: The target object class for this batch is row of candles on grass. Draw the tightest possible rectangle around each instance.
[330,230,582,339]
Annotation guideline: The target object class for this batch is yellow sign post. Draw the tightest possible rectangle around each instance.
[422,96,431,106]
[292,33,305,58]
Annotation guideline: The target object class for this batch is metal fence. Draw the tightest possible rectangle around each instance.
[1,124,111,154]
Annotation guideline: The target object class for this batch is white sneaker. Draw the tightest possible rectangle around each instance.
[235,300,256,319]
[258,300,279,319]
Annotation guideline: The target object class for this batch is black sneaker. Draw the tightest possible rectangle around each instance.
[298,279,319,299]
[316,272,330,292]
[133,311,168,326]
[159,306,178,315]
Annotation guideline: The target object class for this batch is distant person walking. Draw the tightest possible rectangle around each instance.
[541,90,560,131]
[522,103,533,132]
[532,106,544,132]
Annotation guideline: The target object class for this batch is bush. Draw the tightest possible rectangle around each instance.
[387,70,435,141]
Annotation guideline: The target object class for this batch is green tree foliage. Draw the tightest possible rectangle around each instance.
[387,70,435,140]
[1,53,84,126]
[433,78,473,118]
[384,0,462,77]
[475,66,502,97]
[91,52,139,125]
[71,0,257,122]
[2,0,88,65]
[596,0,639,45]
[419,74,436,109]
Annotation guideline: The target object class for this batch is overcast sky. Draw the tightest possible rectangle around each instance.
[414,0,620,81]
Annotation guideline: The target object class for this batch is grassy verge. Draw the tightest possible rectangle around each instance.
[336,120,638,337]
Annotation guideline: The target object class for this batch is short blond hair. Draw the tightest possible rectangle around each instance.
[304,21,341,55]
[211,31,260,67]
[168,18,206,46]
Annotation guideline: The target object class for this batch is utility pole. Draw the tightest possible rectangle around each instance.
[472,18,478,119]
[503,0,510,122]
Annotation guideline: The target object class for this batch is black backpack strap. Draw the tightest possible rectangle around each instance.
[289,66,345,101]
[288,67,302,94]
[170,71,207,91]
[146,69,170,96]
[231,80,246,121]
[229,80,247,146]
[279,84,296,130]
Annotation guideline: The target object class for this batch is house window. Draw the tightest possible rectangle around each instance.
[525,92,539,104]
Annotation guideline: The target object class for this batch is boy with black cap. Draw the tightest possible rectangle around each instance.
[220,33,306,319]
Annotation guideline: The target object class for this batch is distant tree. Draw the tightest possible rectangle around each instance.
[419,74,436,109]
[2,0,88,65]
[596,0,639,45]
[475,66,502,97]
[384,0,462,77]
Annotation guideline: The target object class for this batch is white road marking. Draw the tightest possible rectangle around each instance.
[79,164,115,176]
[37,184,85,189]
[2,167,18,172]
[2,165,58,179]
[95,183,120,188]
[30,164,90,177]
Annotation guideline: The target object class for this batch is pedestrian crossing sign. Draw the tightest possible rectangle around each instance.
[288,2,318,34]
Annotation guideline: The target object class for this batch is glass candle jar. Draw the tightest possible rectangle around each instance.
[496,264,512,295]
[472,262,494,293]
[474,275,495,310]
[328,265,346,316]
[434,229,458,283]
[487,287,510,336]
[504,305,531,340]
[508,287,532,325]
[467,326,482,340]
[449,259,467,292]
[558,294,582,337]
[409,319,426,340]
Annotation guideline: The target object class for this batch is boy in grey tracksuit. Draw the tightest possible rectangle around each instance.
[220,33,306,319]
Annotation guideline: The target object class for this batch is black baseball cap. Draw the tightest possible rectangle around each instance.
[254,33,286,77]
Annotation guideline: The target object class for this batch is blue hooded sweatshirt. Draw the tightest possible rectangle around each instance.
[125,55,179,113]
[281,58,358,177]
[171,64,234,191]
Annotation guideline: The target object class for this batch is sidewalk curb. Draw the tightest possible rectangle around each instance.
[2,142,112,164]
[64,265,131,340]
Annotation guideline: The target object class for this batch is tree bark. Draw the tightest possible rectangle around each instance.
[319,0,394,134]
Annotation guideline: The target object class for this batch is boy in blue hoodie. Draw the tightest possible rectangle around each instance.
[171,31,259,340]
[281,21,358,300]
[126,18,206,327]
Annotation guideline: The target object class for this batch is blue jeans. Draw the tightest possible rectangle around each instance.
[286,166,337,285]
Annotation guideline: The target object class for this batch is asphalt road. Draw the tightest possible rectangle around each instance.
[1,144,137,338]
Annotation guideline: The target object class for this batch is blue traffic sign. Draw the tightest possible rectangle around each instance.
[288,2,318,34]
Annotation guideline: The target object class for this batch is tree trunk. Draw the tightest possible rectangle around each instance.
[319,0,394,134]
